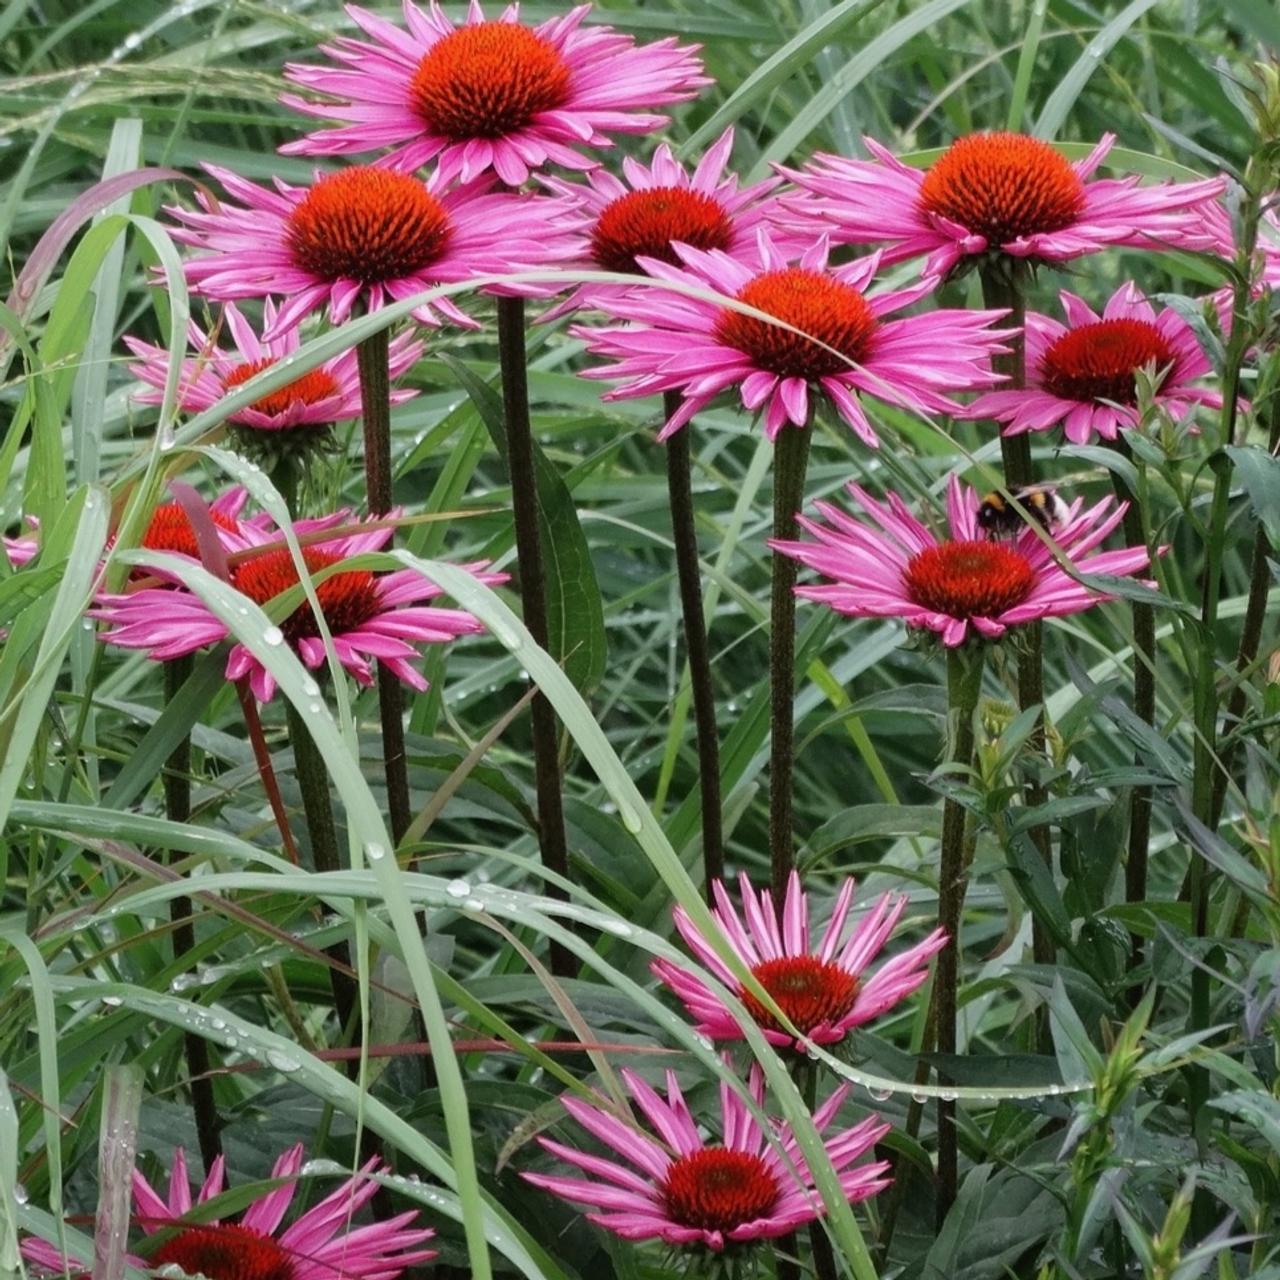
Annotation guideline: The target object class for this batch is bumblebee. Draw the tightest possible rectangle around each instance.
[976,484,1068,538]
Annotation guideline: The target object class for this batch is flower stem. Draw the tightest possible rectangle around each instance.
[1211,392,1280,826]
[163,654,222,1175]
[1108,448,1155,988]
[936,642,984,1224]
[769,423,814,899]
[496,294,573,977]
[663,393,724,898]
[980,264,1053,968]
[284,699,359,1043]
[356,326,412,847]
[798,1059,841,1280]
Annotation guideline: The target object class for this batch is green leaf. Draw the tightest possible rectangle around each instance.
[440,352,607,694]
[1033,0,1161,140]
[1225,444,1280,550]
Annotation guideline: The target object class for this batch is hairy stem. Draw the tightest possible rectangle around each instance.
[496,294,573,976]
[357,328,412,846]
[163,654,222,1174]
[980,265,1053,968]
[284,700,359,1043]
[663,395,724,898]
[936,643,984,1224]
[769,424,814,899]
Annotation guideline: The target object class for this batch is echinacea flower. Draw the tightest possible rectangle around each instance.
[772,475,1154,648]
[129,489,250,563]
[169,163,581,337]
[965,282,1222,443]
[539,126,798,320]
[653,871,946,1049]
[279,2,708,186]
[133,1145,436,1280]
[22,1146,435,1280]
[523,1066,889,1251]
[573,233,1010,445]
[124,301,424,434]
[93,509,506,701]
[1207,199,1280,334]
[781,131,1227,281]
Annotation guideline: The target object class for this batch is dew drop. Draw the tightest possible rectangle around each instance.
[308,702,322,715]
[301,677,320,696]
[446,879,471,899]
[365,842,386,862]
[618,804,643,835]
[101,995,123,1007]
[13,1183,28,1205]
[911,1090,929,1105]
[939,1090,958,1103]
[266,1049,301,1073]
[869,1086,893,1102]
[262,625,284,647]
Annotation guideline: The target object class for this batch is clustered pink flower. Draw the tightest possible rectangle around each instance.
[22,1145,435,1280]
[279,1,709,184]
[125,300,423,433]
[573,232,1011,445]
[965,282,1222,444]
[774,475,1155,648]
[522,1066,889,1251]
[653,871,947,1049]
[93,498,506,702]
[170,163,582,336]
[780,130,1226,281]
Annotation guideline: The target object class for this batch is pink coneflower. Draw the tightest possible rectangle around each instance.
[93,510,506,701]
[279,2,708,186]
[134,1145,435,1279]
[781,132,1227,281]
[653,871,946,1049]
[966,282,1221,443]
[573,233,1010,445]
[538,127,798,320]
[120,489,251,583]
[523,1066,889,1251]
[772,475,1153,648]
[124,301,424,434]
[22,1146,435,1280]
[168,163,581,338]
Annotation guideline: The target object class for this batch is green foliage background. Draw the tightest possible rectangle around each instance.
[1,2,1278,1278]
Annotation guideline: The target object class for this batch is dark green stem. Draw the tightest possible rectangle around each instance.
[496,294,573,977]
[663,393,724,899]
[285,700,358,1042]
[980,264,1053,968]
[1211,398,1280,826]
[356,326,412,847]
[936,643,984,1225]
[163,654,222,1174]
[800,1061,841,1280]
[1109,451,1155,987]
[1185,163,1264,1167]
[769,424,814,899]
